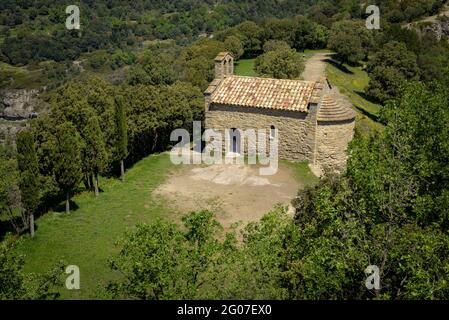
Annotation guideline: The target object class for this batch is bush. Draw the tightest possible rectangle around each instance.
[255,48,304,79]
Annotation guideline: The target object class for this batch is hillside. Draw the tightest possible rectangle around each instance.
[1,0,449,302]
[405,4,449,40]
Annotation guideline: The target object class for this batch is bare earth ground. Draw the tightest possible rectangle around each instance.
[301,52,329,82]
[153,162,300,227]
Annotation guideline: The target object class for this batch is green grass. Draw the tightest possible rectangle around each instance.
[234,58,258,77]
[0,62,47,89]
[325,60,383,135]
[282,161,319,187]
[12,152,317,299]
[15,153,179,299]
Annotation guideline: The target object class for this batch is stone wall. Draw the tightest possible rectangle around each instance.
[205,104,315,162]
[315,120,355,172]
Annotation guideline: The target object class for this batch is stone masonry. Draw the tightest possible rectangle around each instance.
[204,52,356,173]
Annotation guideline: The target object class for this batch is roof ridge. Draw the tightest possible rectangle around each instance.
[228,75,316,84]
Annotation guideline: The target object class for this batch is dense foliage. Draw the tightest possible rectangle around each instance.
[106,209,299,299]
[255,46,304,79]
[0,237,62,299]
[0,0,333,66]
[16,131,41,236]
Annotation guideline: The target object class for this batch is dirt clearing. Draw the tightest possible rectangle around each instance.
[153,162,304,227]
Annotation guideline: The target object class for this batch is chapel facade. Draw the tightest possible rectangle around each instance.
[204,52,356,172]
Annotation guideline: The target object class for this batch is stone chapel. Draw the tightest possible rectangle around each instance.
[204,52,356,172]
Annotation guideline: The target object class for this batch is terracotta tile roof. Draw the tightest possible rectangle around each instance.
[210,76,318,112]
[317,95,356,122]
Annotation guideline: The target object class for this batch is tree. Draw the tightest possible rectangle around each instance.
[255,48,304,79]
[83,115,108,196]
[176,38,225,90]
[52,122,83,214]
[328,27,363,65]
[200,208,299,300]
[235,21,263,53]
[366,41,420,102]
[0,144,23,234]
[106,209,293,300]
[16,131,41,238]
[0,237,63,299]
[353,80,449,228]
[262,40,290,53]
[107,210,221,299]
[293,174,449,299]
[126,51,177,86]
[327,20,375,65]
[416,35,449,82]
[260,18,296,47]
[224,36,244,59]
[292,16,328,51]
[50,78,118,188]
[115,95,128,181]
[121,82,202,161]
[29,115,60,204]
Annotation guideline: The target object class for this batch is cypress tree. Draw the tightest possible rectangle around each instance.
[53,122,83,214]
[16,130,41,237]
[83,115,108,197]
[115,95,128,181]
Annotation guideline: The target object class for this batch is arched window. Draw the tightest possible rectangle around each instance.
[223,60,227,76]
[270,125,276,140]
[227,58,233,75]
[229,128,241,154]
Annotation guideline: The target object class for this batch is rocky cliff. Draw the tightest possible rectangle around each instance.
[420,20,449,40]
[406,9,449,41]
[0,89,41,120]
[0,89,43,144]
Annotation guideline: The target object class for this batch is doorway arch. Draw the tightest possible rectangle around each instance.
[229,128,241,154]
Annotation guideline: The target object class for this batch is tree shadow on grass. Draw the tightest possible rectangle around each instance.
[0,218,20,241]
[53,199,80,214]
[354,105,380,123]
[0,216,42,241]
[325,58,354,74]
[354,90,380,105]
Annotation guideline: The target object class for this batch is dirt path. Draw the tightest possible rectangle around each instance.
[301,53,330,82]
[302,52,353,110]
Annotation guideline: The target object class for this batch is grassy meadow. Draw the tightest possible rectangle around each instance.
[234,58,258,76]
[15,153,179,299]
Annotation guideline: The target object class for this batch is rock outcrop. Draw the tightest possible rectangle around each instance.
[405,9,449,41]
[0,89,41,120]
[0,89,43,144]
[420,20,449,40]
